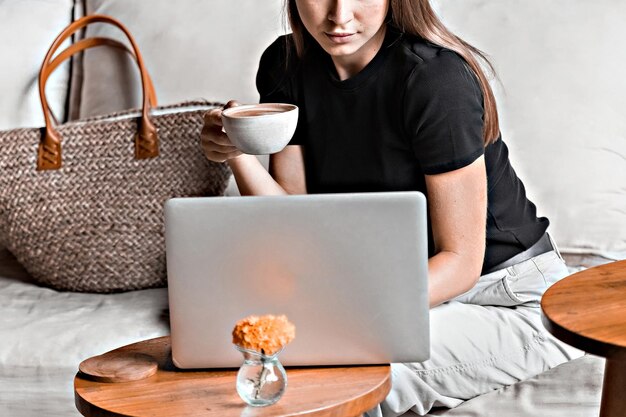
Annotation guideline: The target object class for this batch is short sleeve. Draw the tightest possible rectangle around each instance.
[403,50,485,175]
[256,36,304,146]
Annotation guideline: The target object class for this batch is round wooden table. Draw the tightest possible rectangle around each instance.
[541,260,626,417]
[74,336,391,417]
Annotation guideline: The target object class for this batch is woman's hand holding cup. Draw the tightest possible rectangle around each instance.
[202,100,299,160]
[201,100,244,163]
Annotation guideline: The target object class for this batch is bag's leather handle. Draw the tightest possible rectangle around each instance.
[37,15,159,171]
[46,37,158,108]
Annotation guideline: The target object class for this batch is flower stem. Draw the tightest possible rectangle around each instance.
[253,359,270,400]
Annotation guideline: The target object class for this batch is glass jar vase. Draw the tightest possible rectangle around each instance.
[235,346,287,406]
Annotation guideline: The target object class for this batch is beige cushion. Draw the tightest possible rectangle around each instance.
[71,0,286,118]
[70,0,283,196]
[0,0,74,130]
[70,1,625,255]
[434,0,626,258]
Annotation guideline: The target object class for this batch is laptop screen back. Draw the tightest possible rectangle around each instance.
[165,191,429,368]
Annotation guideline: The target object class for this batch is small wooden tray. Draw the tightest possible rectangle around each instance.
[79,351,158,383]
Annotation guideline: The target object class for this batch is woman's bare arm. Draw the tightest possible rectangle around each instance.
[425,155,487,307]
[228,145,306,196]
[201,100,306,196]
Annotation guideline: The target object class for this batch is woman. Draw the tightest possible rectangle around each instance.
[201,1,581,415]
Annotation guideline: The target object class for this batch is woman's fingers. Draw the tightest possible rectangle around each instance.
[200,131,243,162]
[200,101,244,163]
[202,146,243,163]
[200,125,235,147]
[201,136,238,153]
[204,108,223,128]
[224,99,241,109]
[203,100,241,128]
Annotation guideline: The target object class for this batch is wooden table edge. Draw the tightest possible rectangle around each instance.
[541,260,626,417]
[74,364,392,417]
[73,337,393,417]
[75,393,127,417]
[540,260,626,361]
[540,313,626,361]
[347,365,392,416]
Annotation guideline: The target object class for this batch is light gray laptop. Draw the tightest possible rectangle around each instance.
[165,191,430,369]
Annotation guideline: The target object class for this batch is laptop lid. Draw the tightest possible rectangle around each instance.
[165,191,429,368]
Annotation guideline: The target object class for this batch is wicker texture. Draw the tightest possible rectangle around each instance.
[0,101,231,292]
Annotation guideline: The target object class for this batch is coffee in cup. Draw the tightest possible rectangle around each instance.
[221,103,298,155]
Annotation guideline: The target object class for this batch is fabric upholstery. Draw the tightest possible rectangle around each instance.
[0,247,603,417]
[0,0,74,130]
[433,0,626,258]
[421,355,603,416]
[0,251,169,417]
[70,0,286,118]
[69,1,626,241]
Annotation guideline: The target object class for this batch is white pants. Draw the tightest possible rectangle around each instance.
[366,248,583,417]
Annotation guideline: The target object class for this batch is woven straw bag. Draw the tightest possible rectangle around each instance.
[0,15,231,292]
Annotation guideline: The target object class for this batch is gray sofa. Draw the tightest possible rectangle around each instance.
[1,1,624,416]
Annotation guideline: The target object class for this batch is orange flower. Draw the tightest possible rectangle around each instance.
[232,314,296,356]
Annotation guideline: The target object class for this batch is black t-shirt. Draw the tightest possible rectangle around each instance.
[256,27,549,273]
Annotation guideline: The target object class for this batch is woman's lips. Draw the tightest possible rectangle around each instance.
[325,32,355,44]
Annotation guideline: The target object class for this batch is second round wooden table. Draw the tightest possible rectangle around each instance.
[541,260,626,417]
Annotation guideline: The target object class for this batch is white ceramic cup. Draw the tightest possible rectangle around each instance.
[221,103,299,155]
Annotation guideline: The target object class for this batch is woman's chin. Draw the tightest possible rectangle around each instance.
[319,42,360,58]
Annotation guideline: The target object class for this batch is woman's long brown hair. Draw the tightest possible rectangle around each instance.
[286,0,500,145]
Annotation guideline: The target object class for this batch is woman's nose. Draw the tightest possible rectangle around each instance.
[327,0,354,25]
